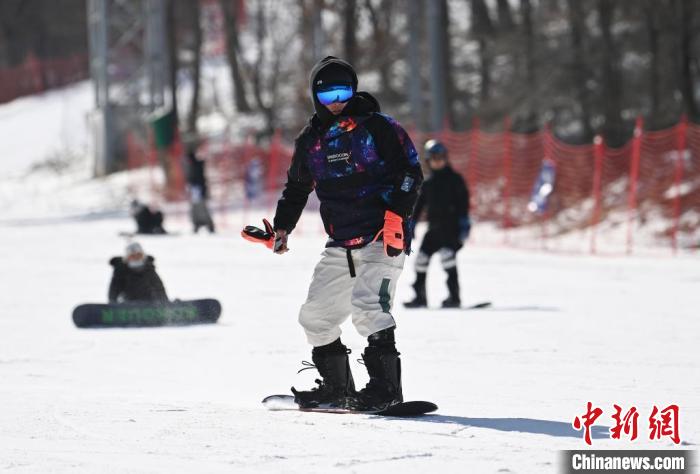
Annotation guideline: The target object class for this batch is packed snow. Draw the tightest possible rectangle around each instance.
[1,207,699,473]
[1,82,698,474]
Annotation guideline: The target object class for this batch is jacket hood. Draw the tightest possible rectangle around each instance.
[309,56,359,126]
[110,255,156,270]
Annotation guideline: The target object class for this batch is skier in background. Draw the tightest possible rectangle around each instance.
[242,56,423,411]
[129,200,166,235]
[185,146,215,234]
[404,139,471,309]
[108,242,169,303]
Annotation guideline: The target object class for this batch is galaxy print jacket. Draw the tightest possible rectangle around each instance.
[273,93,423,250]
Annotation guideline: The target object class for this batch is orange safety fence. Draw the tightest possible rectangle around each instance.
[124,117,700,255]
[0,53,89,105]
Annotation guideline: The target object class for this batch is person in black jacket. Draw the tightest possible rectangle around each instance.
[185,148,215,233]
[129,200,166,235]
[108,242,169,303]
[404,139,471,309]
[246,56,423,412]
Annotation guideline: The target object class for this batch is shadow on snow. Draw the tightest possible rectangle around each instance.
[375,414,610,440]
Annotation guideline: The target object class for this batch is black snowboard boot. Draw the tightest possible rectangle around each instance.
[348,328,403,412]
[404,272,427,308]
[442,268,461,308]
[291,339,355,409]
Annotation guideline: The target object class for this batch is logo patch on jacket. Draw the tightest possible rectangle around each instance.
[327,152,351,164]
[400,176,415,192]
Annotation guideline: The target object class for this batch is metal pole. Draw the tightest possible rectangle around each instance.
[88,0,112,176]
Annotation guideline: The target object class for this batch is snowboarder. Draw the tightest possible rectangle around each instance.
[243,56,423,412]
[108,242,169,303]
[404,139,471,309]
[129,200,166,235]
[185,147,215,234]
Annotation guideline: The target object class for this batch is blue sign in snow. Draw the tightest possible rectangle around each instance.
[528,159,556,215]
[245,158,264,200]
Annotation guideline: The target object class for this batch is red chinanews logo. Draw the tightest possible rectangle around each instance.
[573,402,681,446]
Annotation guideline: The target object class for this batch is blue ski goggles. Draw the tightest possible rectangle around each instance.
[316,85,354,105]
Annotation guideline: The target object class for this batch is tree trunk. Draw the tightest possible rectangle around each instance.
[496,0,514,31]
[644,0,660,128]
[186,0,202,135]
[365,0,400,101]
[250,0,276,136]
[519,0,537,131]
[167,0,178,126]
[679,0,698,120]
[440,0,459,127]
[343,0,357,65]
[478,38,490,103]
[471,0,494,105]
[567,0,593,141]
[220,0,252,112]
[406,0,424,129]
[598,0,624,146]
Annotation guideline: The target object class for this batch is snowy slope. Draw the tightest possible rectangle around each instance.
[1,210,698,473]
[1,72,699,474]
[0,81,93,179]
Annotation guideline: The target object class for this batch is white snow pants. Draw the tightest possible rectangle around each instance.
[299,242,405,347]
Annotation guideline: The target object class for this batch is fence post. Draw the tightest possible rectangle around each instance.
[590,135,604,255]
[502,116,513,244]
[672,115,688,255]
[626,117,643,255]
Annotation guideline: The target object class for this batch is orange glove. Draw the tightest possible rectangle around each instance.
[242,219,289,253]
[372,211,404,257]
[241,218,275,249]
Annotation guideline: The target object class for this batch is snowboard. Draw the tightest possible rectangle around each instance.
[118,231,180,238]
[72,299,221,328]
[449,301,492,310]
[262,394,437,417]
[404,301,493,310]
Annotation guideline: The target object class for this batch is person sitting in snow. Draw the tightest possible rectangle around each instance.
[108,242,169,303]
[130,200,166,234]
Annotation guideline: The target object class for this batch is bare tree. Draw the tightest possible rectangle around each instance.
[343,0,358,66]
[470,0,494,104]
[220,0,252,112]
[518,0,537,131]
[186,0,202,135]
[567,0,593,141]
[678,0,699,120]
[496,0,514,31]
[365,0,400,101]
[644,0,661,127]
[167,1,179,126]
[597,0,624,146]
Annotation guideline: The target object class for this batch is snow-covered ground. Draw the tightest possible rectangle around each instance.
[1,209,699,473]
[1,81,698,473]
